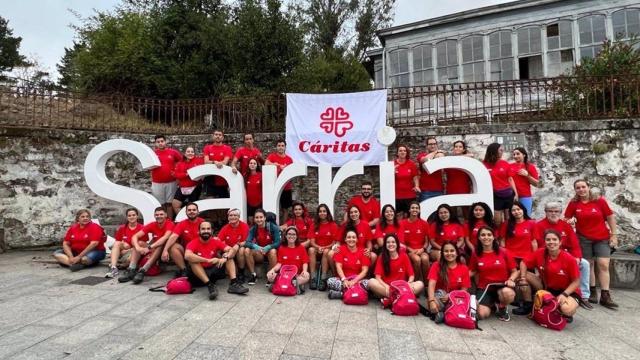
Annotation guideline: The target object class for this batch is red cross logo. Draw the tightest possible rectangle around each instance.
[320,107,353,137]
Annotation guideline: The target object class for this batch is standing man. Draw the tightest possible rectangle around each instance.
[343,180,380,227]
[231,133,263,176]
[163,202,204,278]
[151,135,182,220]
[416,137,445,202]
[202,129,234,199]
[265,140,294,223]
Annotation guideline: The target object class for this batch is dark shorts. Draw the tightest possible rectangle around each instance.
[54,249,106,265]
[579,236,611,259]
[396,198,414,214]
[280,189,293,209]
[476,285,506,307]
[186,265,226,286]
[247,204,261,217]
[493,189,515,211]
[173,185,202,203]
[548,288,581,301]
[202,177,230,198]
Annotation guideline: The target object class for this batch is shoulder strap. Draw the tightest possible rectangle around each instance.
[148,285,166,293]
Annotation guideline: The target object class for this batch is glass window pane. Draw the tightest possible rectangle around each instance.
[473,37,484,61]
[462,38,473,63]
[613,11,626,39]
[463,63,473,82]
[593,16,606,43]
[628,10,640,37]
[437,42,447,67]
[501,32,512,57]
[580,46,593,60]
[390,52,399,74]
[502,59,513,80]
[398,49,408,73]
[474,62,485,81]
[578,17,592,45]
[530,28,541,53]
[518,28,529,54]
[548,36,560,50]
[413,47,423,71]
[447,40,458,65]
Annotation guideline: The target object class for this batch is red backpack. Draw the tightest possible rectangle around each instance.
[138,253,161,276]
[342,277,369,305]
[272,265,298,296]
[444,290,476,329]
[149,277,194,295]
[389,280,419,316]
[531,290,567,331]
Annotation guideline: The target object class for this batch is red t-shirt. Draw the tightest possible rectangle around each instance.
[172,218,204,245]
[509,162,539,197]
[564,198,613,241]
[339,221,373,248]
[202,143,233,186]
[308,221,339,247]
[400,218,429,249]
[374,252,414,283]
[186,237,227,268]
[374,222,405,244]
[464,219,494,248]
[174,156,204,188]
[218,221,250,247]
[333,245,371,277]
[445,168,471,194]
[499,220,536,259]
[427,262,471,292]
[255,226,274,247]
[245,172,263,207]
[524,249,580,294]
[416,152,444,192]
[234,147,262,176]
[394,159,419,199]
[266,152,294,190]
[428,222,465,247]
[64,222,105,253]
[484,159,512,191]
[346,196,380,224]
[534,219,582,258]
[115,223,144,246]
[152,148,183,183]
[286,217,313,240]
[140,220,175,245]
[468,250,516,289]
[277,245,309,274]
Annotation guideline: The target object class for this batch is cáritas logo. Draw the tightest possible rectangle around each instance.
[319,107,353,137]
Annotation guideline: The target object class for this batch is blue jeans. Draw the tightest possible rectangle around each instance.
[519,197,533,217]
[419,191,444,202]
[54,249,106,265]
[579,258,590,299]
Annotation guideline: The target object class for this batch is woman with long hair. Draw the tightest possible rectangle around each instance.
[446,140,474,219]
[106,208,143,278]
[245,158,262,225]
[308,204,339,291]
[242,209,281,285]
[327,229,371,300]
[426,241,470,321]
[465,202,496,254]
[394,145,420,219]
[428,204,465,261]
[510,147,539,216]
[267,226,310,294]
[375,204,405,251]
[172,146,204,216]
[400,201,431,281]
[283,201,314,248]
[483,143,517,226]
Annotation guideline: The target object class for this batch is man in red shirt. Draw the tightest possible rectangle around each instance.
[162,202,204,278]
[265,140,294,222]
[232,133,263,176]
[151,135,183,219]
[185,221,249,300]
[119,207,174,284]
[202,129,233,198]
[343,180,380,227]
[417,137,445,202]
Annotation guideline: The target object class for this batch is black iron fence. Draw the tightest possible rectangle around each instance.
[1,76,638,134]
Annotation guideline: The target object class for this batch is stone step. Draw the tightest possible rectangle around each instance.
[611,252,640,289]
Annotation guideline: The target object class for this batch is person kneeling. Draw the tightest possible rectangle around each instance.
[184,221,248,300]
[266,227,310,294]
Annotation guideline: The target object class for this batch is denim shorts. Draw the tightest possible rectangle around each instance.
[54,249,105,265]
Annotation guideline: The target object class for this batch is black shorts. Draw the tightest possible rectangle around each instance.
[173,185,202,203]
[280,189,293,209]
[548,288,581,301]
[476,285,506,307]
[493,190,515,211]
[247,204,261,217]
[396,198,414,214]
[186,265,226,286]
[203,181,230,198]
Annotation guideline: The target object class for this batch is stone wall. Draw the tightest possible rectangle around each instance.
[1,119,638,249]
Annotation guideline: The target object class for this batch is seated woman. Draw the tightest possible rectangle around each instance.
[428,204,465,261]
[400,201,430,282]
[518,229,580,319]
[307,204,339,291]
[242,209,281,285]
[53,209,106,272]
[464,202,496,255]
[369,234,424,306]
[282,202,314,248]
[106,208,143,278]
[426,241,470,322]
[468,226,517,321]
[327,229,371,300]
[329,205,375,273]
[267,226,310,294]
[374,204,405,251]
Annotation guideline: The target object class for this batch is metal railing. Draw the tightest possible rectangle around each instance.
[1,76,638,134]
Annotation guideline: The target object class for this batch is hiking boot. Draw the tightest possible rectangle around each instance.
[309,278,318,290]
[380,297,392,309]
[579,298,594,310]
[599,290,618,309]
[512,302,532,316]
[496,306,511,321]
[208,282,219,300]
[132,269,146,284]
[247,272,257,285]
[588,287,598,304]
[69,263,85,272]
[434,311,445,324]
[318,279,327,292]
[237,272,246,284]
[118,269,136,283]
[227,280,249,295]
[105,266,119,278]
[174,268,187,278]
[328,290,343,300]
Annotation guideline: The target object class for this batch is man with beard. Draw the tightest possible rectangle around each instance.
[343,180,380,227]
[163,202,204,278]
[265,140,294,223]
[202,129,234,198]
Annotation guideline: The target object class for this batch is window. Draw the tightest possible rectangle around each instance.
[436,40,458,84]
[547,49,574,77]
[612,9,640,41]
[374,59,383,89]
[547,20,574,76]
[412,45,434,86]
[461,36,485,82]
[388,49,409,87]
[489,31,513,80]
[547,21,573,50]
[519,56,543,79]
[517,26,542,55]
[578,15,606,59]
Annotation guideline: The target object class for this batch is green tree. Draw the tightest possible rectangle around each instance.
[0,16,27,76]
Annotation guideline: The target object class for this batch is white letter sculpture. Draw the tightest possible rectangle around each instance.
[318,161,364,216]
[262,163,308,223]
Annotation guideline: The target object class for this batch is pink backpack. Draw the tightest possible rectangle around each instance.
[138,253,161,276]
[531,290,567,331]
[342,277,369,305]
[272,265,298,296]
[389,280,419,316]
[444,290,476,329]
[149,277,193,295]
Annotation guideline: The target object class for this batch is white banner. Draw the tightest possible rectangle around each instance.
[285,90,387,166]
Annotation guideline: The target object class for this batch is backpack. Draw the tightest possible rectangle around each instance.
[342,277,369,305]
[272,265,298,296]
[389,280,419,316]
[531,290,567,331]
[149,277,194,295]
[444,290,476,329]
[138,253,161,276]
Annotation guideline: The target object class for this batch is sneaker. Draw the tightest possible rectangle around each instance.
[69,263,85,272]
[318,279,327,292]
[118,269,136,283]
[496,306,510,321]
[309,278,318,290]
[105,266,119,278]
[247,273,257,285]
[380,297,392,309]
[328,290,343,300]
[174,268,187,278]
[132,269,146,284]
[227,280,249,295]
[237,272,246,284]
[265,281,272,291]
[434,311,445,324]
[599,290,619,309]
[512,302,532,316]
[564,315,574,323]
[297,284,306,295]
[579,298,594,310]
[208,282,219,300]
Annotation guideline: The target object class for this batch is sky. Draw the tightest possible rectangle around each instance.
[1,0,513,80]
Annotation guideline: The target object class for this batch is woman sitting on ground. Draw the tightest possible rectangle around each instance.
[400,201,430,281]
[267,226,310,294]
[426,241,470,322]
[327,229,371,300]
[106,208,143,278]
[242,209,281,285]
[374,204,405,252]
[53,209,106,272]
[428,204,465,261]
[282,202,314,248]
[307,204,339,291]
[464,202,496,255]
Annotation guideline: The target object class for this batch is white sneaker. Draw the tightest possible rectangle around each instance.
[105,266,119,278]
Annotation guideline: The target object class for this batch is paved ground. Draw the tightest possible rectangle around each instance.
[1,251,639,360]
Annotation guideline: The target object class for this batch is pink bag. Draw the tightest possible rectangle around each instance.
[444,290,476,329]
[138,253,161,276]
[149,277,193,295]
[272,265,298,296]
[342,277,369,305]
[531,290,567,331]
[389,280,419,316]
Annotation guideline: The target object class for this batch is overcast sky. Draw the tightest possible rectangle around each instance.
[1,0,514,79]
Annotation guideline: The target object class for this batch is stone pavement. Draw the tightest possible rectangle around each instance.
[1,251,639,360]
